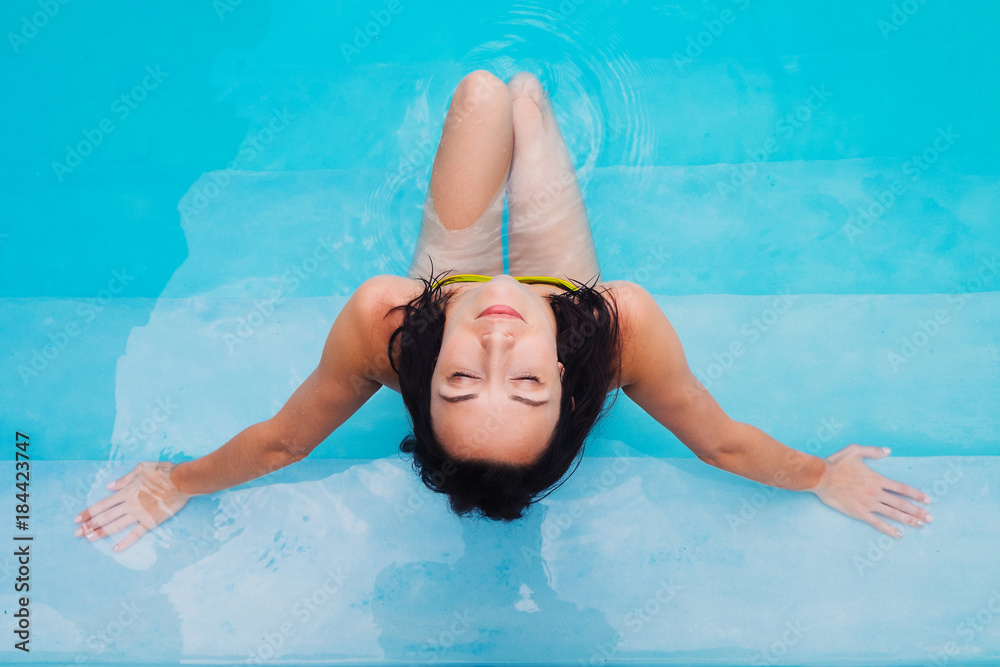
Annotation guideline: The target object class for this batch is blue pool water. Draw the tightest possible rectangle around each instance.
[2,0,999,665]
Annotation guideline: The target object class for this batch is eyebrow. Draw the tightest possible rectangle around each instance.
[438,392,550,407]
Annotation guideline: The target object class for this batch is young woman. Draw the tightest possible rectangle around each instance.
[73,70,933,553]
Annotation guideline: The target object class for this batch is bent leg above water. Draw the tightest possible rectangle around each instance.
[505,72,600,283]
[407,70,512,279]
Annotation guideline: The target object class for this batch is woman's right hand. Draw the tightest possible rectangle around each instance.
[807,444,931,538]
[73,461,193,553]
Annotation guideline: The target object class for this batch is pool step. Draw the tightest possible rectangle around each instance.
[6,455,997,665]
[4,291,998,461]
[166,163,1000,297]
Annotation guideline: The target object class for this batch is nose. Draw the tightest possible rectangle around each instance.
[478,325,516,379]
[481,329,515,351]
[481,330,514,375]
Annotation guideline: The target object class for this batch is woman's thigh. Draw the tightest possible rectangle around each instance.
[505,72,601,283]
[407,71,512,279]
[407,181,505,279]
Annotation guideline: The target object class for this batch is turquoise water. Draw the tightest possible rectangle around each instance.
[2,0,999,665]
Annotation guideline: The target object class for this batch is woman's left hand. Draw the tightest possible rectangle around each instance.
[807,444,933,538]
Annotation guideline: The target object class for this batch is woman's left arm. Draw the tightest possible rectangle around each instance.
[615,282,932,538]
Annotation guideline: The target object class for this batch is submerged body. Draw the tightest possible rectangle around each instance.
[73,70,933,552]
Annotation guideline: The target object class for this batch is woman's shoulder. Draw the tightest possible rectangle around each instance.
[350,274,428,339]
[353,274,424,308]
[595,279,646,324]
[594,280,655,389]
[347,275,428,391]
[596,279,640,300]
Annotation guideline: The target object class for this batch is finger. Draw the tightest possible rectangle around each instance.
[863,513,902,539]
[76,506,127,536]
[75,493,126,526]
[876,504,924,530]
[84,513,137,540]
[882,490,933,522]
[107,464,144,490]
[886,479,932,504]
[112,524,150,553]
[854,445,891,459]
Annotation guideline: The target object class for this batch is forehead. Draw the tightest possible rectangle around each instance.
[430,394,558,464]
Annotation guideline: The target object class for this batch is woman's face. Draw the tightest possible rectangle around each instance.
[431,275,564,464]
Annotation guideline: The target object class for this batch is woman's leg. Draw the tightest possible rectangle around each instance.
[506,72,600,282]
[407,70,512,279]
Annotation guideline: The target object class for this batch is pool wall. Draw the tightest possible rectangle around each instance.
[2,0,998,461]
[2,0,998,665]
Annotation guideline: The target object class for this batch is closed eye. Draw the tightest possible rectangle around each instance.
[449,372,540,381]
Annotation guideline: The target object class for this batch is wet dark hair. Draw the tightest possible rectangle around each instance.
[387,268,623,521]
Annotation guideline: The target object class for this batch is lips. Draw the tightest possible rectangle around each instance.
[477,304,524,321]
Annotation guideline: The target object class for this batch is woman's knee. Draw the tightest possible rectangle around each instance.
[452,70,509,117]
[508,72,553,134]
[507,71,546,104]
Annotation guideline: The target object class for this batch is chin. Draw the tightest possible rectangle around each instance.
[472,281,532,307]
[481,277,526,294]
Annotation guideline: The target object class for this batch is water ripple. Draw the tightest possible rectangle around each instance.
[363,2,655,275]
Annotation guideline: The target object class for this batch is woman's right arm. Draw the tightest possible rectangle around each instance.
[171,277,387,495]
[74,277,391,551]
